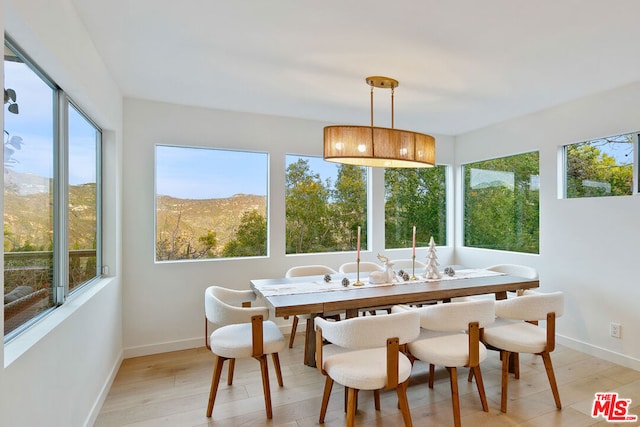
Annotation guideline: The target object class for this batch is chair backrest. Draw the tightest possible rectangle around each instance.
[485,263,539,280]
[285,265,337,278]
[315,309,420,350]
[495,291,564,321]
[339,261,382,273]
[392,259,426,270]
[205,286,268,326]
[412,299,495,332]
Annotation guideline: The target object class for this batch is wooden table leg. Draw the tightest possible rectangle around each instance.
[304,313,318,367]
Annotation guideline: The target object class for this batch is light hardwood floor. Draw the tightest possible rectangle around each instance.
[95,333,640,427]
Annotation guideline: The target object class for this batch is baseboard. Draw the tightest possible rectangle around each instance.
[83,348,124,427]
[123,337,204,359]
[557,335,640,371]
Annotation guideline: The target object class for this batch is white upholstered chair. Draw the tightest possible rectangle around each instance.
[315,309,420,427]
[401,299,495,427]
[391,258,426,272]
[483,290,564,413]
[485,263,539,280]
[204,286,285,419]
[338,261,383,274]
[285,265,338,350]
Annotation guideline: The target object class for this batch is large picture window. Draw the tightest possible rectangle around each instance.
[155,145,268,261]
[463,152,539,254]
[385,166,447,249]
[4,38,102,338]
[563,133,635,198]
[285,155,368,254]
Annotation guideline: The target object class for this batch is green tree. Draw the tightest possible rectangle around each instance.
[385,166,447,248]
[285,158,335,253]
[222,210,267,257]
[566,136,633,198]
[331,165,367,251]
[463,152,539,253]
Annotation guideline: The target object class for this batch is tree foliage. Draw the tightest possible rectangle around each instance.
[285,158,367,254]
[384,166,447,248]
[464,152,539,253]
[566,136,633,198]
[222,210,267,257]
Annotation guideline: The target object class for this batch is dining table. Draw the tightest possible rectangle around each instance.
[250,268,540,367]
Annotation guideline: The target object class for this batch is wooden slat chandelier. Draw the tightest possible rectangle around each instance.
[323,76,435,168]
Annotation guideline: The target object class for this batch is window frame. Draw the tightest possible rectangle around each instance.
[383,164,449,250]
[153,144,270,262]
[561,132,638,199]
[284,154,370,255]
[4,36,103,341]
[461,151,540,254]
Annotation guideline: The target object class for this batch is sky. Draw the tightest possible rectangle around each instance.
[4,60,98,185]
[155,147,344,200]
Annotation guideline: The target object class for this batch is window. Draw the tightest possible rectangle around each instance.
[463,152,539,254]
[564,133,635,198]
[285,155,368,254]
[4,38,102,338]
[155,145,268,261]
[384,166,447,248]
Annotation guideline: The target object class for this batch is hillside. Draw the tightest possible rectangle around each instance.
[4,168,266,257]
[156,193,267,256]
[4,170,97,251]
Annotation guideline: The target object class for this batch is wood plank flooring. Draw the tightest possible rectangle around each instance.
[95,333,640,426]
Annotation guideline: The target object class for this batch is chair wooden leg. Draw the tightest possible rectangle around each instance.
[227,358,235,385]
[396,380,413,427]
[272,353,284,387]
[288,315,299,348]
[500,350,510,413]
[428,363,435,388]
[346,387,357,427]
[467,367,474,382]
[319,376,334,423]
[344,386,360,412]
[471,365,489,412]
[207,355,227,417]
[541,351,562,409]
[374,389,381,410]
[447,367,461,427]
[513,352,520,379]
[256,354,273,419]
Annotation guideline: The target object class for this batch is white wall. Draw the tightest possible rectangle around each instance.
[2,1,124,426]
[455,82,640,370]
[122,98,456,356]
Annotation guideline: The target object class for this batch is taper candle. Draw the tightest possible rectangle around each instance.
[412,225,416,257]
[357,226,361,259]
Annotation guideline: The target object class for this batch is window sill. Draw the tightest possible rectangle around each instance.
[3,276,116,368]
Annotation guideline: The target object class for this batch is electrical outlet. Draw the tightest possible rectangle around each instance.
[610,322,621,338]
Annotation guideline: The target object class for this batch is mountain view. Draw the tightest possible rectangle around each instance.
[156,193,267,259]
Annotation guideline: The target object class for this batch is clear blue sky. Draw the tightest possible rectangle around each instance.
[156,147,342,200]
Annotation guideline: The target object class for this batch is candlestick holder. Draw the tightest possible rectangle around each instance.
[353,258,364,286]
[411,255,417,280]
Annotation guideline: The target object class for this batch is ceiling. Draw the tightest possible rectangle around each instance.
[71,0,640,135]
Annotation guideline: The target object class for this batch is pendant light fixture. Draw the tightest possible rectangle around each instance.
[323,76,435,168]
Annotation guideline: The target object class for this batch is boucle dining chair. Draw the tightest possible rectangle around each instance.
[400,299,495,427]
[285,265,338,351]
[315,309,420,427]
[390,258,426,271]
[338,261,383,273]
[461,264,540,381]
[482,290,564,413]
[204,286,285,419]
